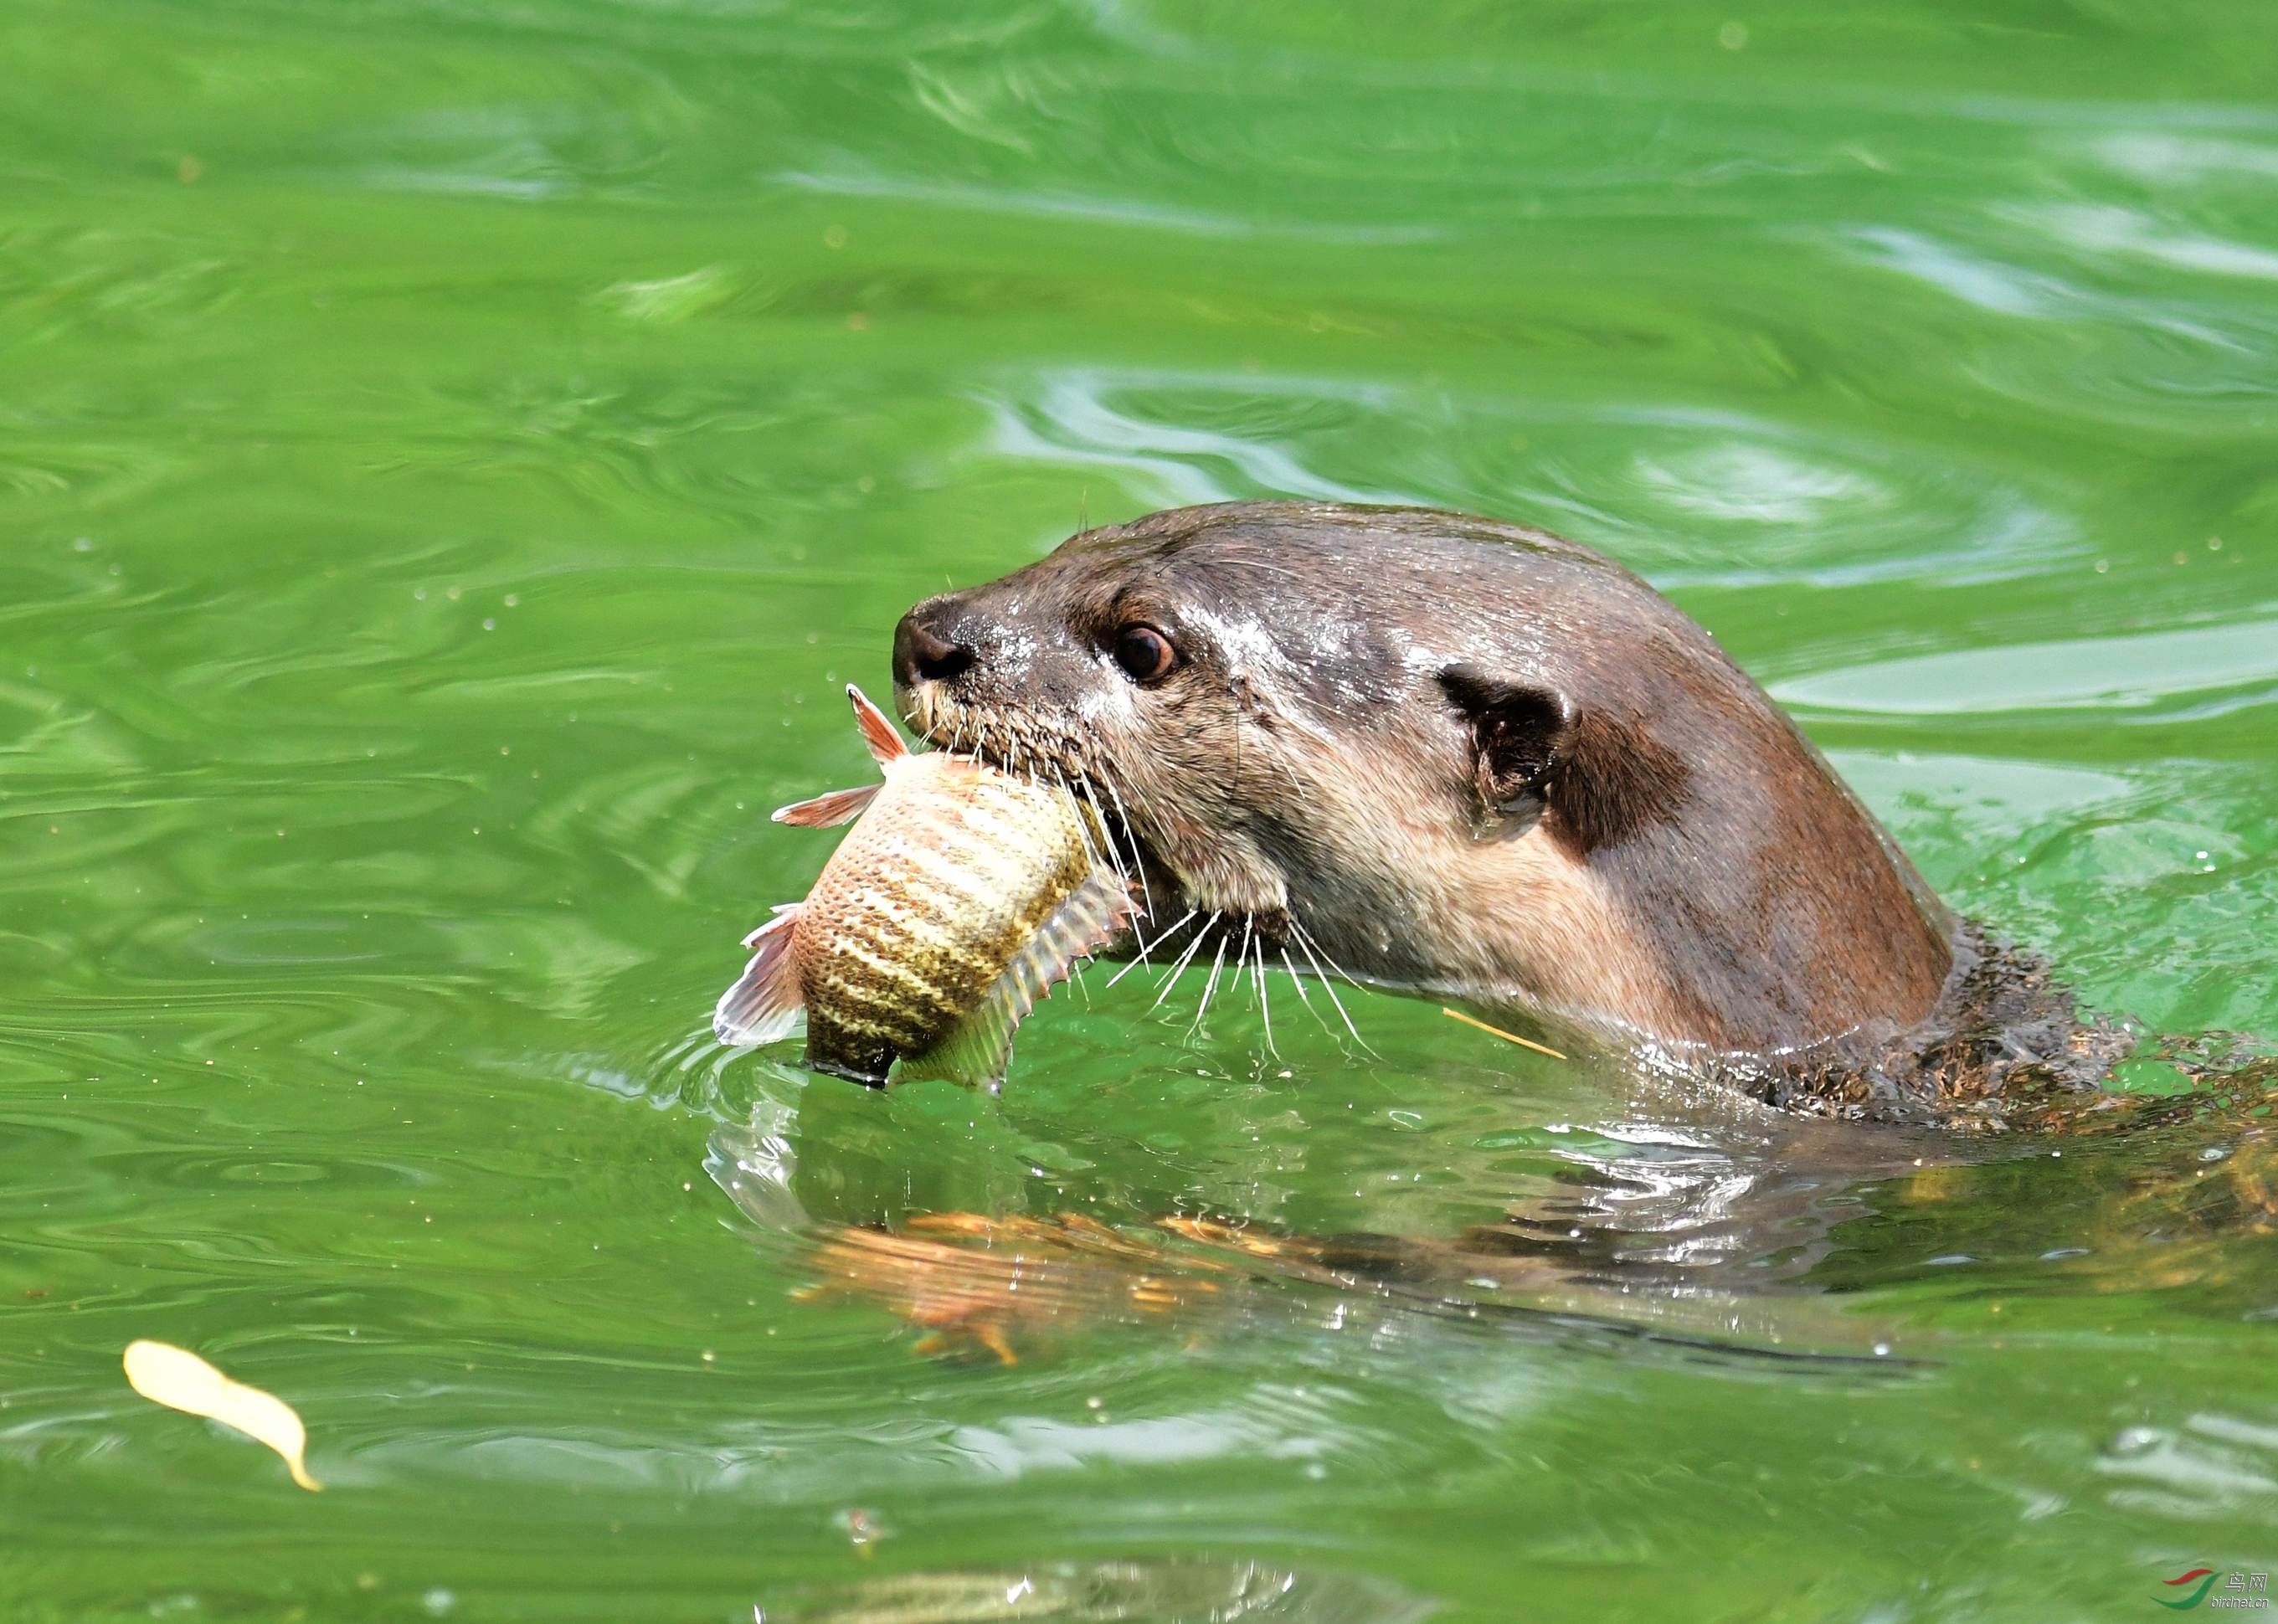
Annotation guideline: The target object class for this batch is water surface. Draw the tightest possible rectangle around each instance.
[5,3,2278,1619]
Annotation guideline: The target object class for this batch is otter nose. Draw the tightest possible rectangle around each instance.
[893,609,976,688]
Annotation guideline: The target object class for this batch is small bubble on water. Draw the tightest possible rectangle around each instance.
[1718,20,1747,48]
[482,618,496,631]
[446,585,461,601]
[423,1591,456,1617]
[503,593,519,607]
[1873,1342,1891,1357]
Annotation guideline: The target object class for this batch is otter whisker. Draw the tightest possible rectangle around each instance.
[1291,917,1370,993]
[1290,921,1372,1053]
[1192,930,1232,1031]
[1108,907,1197,987]
[1060,766,1137,922]
[1149,912,1217,1010]
[1252,933,1278,1058]
[1218,916,1252,1037]
[1279,946,1335,1038]
[1093,773,1156,926]
[1052,763,1108,870]
[1073,762,1146,910]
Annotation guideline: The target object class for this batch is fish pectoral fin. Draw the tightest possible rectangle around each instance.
[901,866,1134,1089]
[715,906,805,1046]
[846,684,909,768]
[771,783,881,827]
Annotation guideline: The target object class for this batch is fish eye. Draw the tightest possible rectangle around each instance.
[1111,624,1177,685]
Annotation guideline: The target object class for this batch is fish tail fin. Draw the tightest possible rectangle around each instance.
[714,906,805,1046]
[771,783,881,827]
[902,866,1133,1089]
[846,684,908,767]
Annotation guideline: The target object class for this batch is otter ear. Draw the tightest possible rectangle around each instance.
[1437,665,1570,829]
[1439,663,1693,857]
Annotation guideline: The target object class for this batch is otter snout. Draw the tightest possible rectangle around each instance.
[893,604,976,689]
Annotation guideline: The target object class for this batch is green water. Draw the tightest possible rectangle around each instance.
[7,2,2278,1618]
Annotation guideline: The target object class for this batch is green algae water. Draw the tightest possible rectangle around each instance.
[7,3,2278,1618]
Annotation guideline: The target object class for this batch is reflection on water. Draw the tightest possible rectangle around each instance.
[707,1051,2278,1382]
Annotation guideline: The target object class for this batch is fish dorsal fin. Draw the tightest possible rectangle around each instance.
[714,905,805,1046]
[772,783,881,827]
[901,866,1133,1090]
[846,684,908,768]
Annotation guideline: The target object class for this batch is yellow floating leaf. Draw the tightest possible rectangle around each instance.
[122,1339,321,1491]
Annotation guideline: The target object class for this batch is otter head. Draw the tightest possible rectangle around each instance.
[892,501,1952,1057]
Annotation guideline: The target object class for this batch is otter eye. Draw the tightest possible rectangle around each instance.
[1111,624,1176,685]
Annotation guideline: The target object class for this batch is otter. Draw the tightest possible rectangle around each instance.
[889,501,2126,1127]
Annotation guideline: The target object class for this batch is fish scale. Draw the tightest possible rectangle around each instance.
[713,686,1132,1089]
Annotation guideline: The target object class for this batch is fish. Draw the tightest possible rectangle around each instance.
[714,685,1132,1089]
